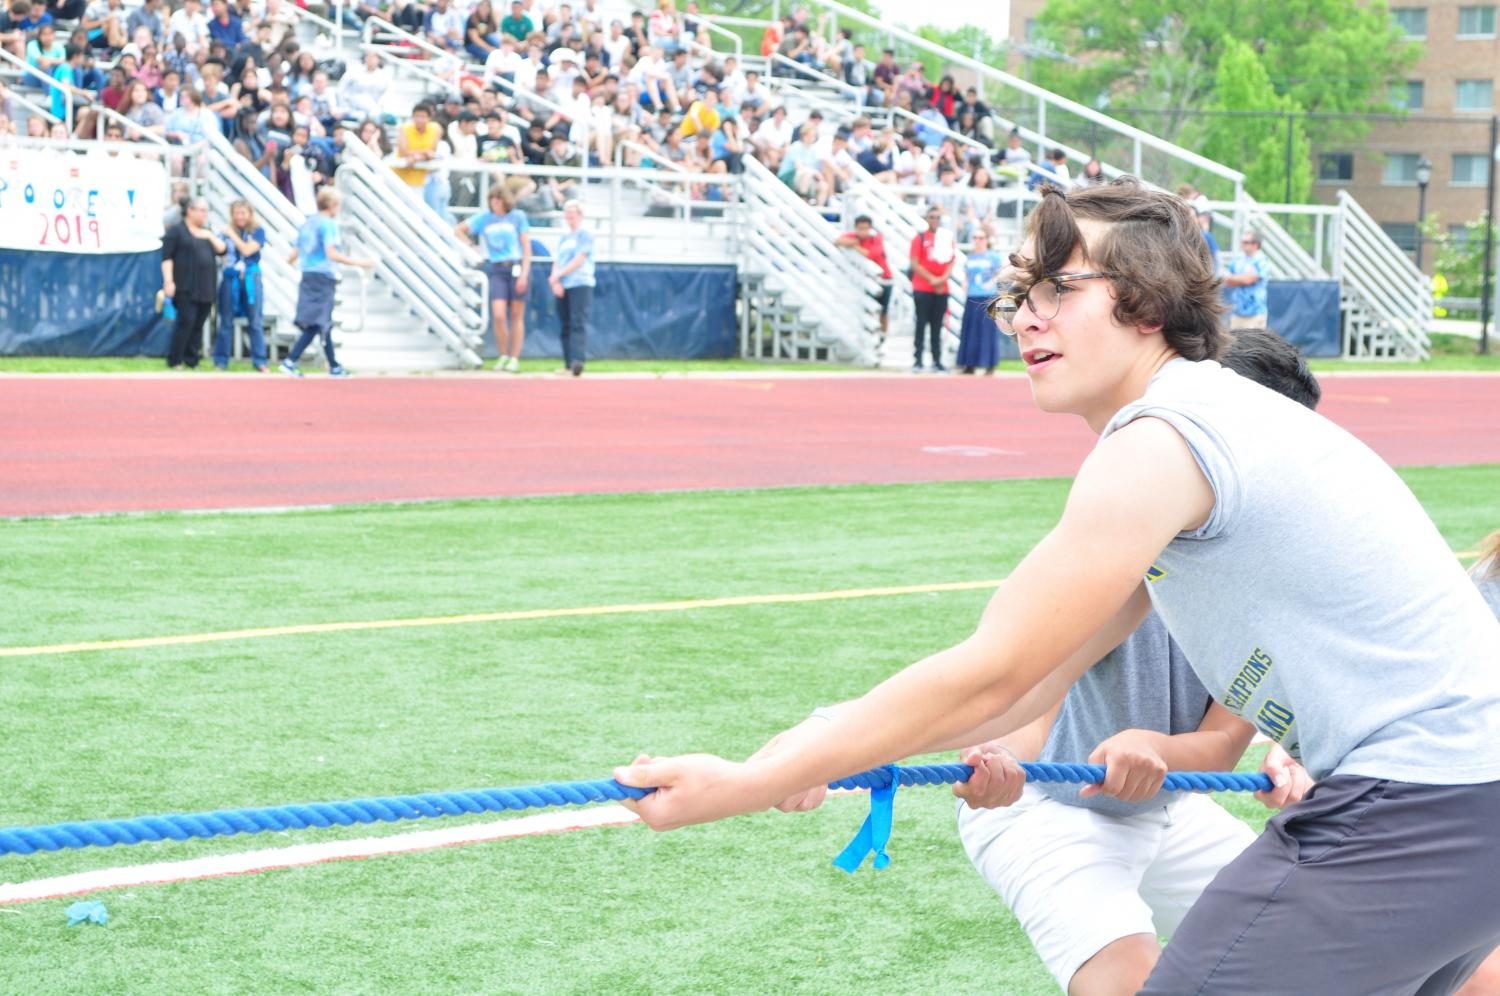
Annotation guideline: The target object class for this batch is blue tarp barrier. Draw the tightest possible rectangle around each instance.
[515,262,738,361]
[0,253,738,361]
[0,249,171,356]
[1265,280,1343,358]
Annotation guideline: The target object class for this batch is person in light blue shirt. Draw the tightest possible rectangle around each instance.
[548,199,595,376]
[213,199,268,371]
[955,229,1005,374]
[1222,229,1268,328]
[281,188,374,377]
[456,184,532,373]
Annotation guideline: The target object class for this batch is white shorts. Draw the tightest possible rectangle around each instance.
[956,785,1257,992]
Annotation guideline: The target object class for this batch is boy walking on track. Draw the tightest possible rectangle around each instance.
[281,188,374,378]
[616,179,1500,994]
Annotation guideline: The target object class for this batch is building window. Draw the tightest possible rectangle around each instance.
[1452,153,1491,186]
[1380,223,1419,252]
[1393,79,1424,111]
[1318,153,1355,182]
[1458,5,1497,35]
[1383,153,1421,184]
[1456,79,1494,111]
[1392,7,1428,37]
[1449,224,1473,246]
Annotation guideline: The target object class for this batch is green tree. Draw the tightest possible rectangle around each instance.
[1426,214,1498,315]
[1030,0,1420,149]
[1199,38,1312,202]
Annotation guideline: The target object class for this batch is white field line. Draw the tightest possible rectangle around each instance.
[0,806,640,905]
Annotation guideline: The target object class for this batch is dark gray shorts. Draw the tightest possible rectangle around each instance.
[1143,775,1500,995]
[487,262,520,303]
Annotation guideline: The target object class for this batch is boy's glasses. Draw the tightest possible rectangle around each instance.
[986,271,1114,336]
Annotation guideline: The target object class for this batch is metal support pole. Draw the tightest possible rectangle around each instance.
[1416,179,1428,269]
[1481,114,1497,354]
[1284,113,1293,203]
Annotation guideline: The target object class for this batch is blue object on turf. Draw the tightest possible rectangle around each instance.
[65,900,108,927]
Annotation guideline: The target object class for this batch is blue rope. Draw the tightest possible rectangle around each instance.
[0,763,1271,857]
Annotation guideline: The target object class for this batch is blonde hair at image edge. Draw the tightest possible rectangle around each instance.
[1477,530,1500,580]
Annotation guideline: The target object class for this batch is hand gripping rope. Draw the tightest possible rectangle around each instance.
[0,763,1271,862]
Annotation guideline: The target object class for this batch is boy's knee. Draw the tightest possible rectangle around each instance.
[1069,934,1159,996]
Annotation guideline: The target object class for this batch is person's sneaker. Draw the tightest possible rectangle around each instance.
[279,359,303,378]
[931,363,948,374]
[493,356,510,371]
[505,356,521,373]
[329,365,351,378]
[214,362,229,371]
[570,361,583,377]
[253,363,268,373]
[911,363,925,374]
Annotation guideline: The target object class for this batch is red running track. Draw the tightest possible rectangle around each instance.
[1,373,1497,518]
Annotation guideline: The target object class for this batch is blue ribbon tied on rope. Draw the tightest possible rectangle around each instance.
[831,765,899,873]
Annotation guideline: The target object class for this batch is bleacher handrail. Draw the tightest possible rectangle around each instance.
[739,154,881,363]
[337,134,489,359]
[797,0,1246,187]
[0,48,72,131]
[768,52,861,103]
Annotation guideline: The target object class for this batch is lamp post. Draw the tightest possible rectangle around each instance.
[1414,157,1433,268]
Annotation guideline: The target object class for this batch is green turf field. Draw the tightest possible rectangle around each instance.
[1,468,1496,994]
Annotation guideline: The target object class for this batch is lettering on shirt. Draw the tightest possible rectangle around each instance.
[1255,698,1296,744]
[1222,646,1273,712]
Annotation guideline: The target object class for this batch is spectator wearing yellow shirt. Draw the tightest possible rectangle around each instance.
[676,85,719,140]
[394,101,442,188]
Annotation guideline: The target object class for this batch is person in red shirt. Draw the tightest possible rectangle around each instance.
[836,214,893,337]
[909,203,956,371]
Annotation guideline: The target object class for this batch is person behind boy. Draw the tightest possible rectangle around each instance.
[280,187,374,377]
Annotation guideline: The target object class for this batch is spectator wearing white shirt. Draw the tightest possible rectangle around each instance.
[482,35,521,90]
[894,131,931,186]
[819,128,856,194]
[167,0,210,54]
[750,102,791,171]
[341,50,391,121]
[601,18,629,69]
[511,42,542,92]
[737,69,766,115]
[665,47,691,97]
[630,45,678,113]
[424,0,465,53]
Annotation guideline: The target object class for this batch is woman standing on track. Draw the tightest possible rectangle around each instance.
[456,185,532,373]
[549,200,595,378]
[213,200,268,372]
[955,228,1004,375]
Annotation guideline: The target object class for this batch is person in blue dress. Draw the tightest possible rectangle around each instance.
[955,228,1004,375]
[548,199,596,377]
[213,199,268,372]
[456,185,532,373]
[280,188,374,378]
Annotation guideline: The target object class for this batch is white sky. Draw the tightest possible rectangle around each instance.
[870,0,1011,38]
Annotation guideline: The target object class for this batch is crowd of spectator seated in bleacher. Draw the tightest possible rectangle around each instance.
[0,0,1114,237]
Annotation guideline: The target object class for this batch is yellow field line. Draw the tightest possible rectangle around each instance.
[0,580,1007,659]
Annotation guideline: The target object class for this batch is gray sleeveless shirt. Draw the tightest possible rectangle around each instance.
[1036,610,1211,817]
[1101,359,1500,783]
